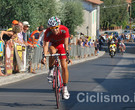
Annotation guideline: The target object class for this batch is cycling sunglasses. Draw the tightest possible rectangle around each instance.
[50,26,59,30]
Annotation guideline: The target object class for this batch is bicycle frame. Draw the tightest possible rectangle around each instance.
[45,53,66,109]
[52,55,63,91]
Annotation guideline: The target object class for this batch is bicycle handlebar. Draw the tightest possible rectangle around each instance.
[45,53,66,57]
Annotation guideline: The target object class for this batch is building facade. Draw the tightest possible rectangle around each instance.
[76,0,103,40]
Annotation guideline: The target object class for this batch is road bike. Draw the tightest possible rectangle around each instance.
[45,53,66,109]
[119,43,126,55]
[109,46,116,58]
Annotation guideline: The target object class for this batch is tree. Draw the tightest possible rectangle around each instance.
[131,0,135,20]
[0,0,83,34]
[60,1,84,35]
[0,0,57,31]
[100,0,128,30]
[14,0,57,31]
[0,0,16,27]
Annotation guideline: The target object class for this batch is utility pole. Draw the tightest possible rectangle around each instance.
[97,6,100,39]
[130,3,132,34]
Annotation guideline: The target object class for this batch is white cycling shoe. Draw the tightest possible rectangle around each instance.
[63,86,70,100]
[47,69,54,83]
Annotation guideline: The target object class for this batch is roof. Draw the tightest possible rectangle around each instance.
[85,0,103,5]
[126,0,131,3]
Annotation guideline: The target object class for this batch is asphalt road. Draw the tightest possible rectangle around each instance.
[0,43,135,110]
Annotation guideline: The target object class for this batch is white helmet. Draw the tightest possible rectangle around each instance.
[111,41,115,44]
[47,16,61,27]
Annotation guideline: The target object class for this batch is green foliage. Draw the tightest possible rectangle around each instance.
[121,20,128,29]
[131,0,135,20]
[0,0,83,33]
[100,0,129,30]
[0,0,16,27]
[60,1,84,35]
[14,0,57,31]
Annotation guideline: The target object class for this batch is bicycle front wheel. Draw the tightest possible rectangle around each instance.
[55,68,60,109]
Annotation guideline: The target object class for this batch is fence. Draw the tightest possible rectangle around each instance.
[27,44,95,73]
[0,26,9,31]
[0,41,95,75]
[0,29,95,75]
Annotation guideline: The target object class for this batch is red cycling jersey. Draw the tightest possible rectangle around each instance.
[44,25,70,59]
[44,25,70,47]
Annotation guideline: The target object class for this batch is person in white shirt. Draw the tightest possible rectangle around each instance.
[17,22,24,43]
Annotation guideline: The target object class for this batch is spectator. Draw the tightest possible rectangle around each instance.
[13,22,26,73]
[0,25,21,44]
[121,33,125,40]
[7,20,19,31]
[17,22,24,44]
[27,25,44,47]
[68,34,73,45]
[126,34,130,42]
[80,32,84,36]
[88,39,91,47]
[68,35,73,51]
[101,34,106,41]
[99,35,104,50]
[94,39,99,56]
[91,40,95,47]
[69,34,77,46]
[27,25,44,74]
[83,39,89,47]
[37,29,46,47]
[106,34,109,42]
[22,21,30,42]
[77,37,83,47]
[131,34,135,42]
[0,25,21,73]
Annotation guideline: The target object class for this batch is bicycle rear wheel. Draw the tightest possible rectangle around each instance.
[55,68,60,109]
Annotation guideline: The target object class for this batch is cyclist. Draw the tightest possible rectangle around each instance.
[43,16,70,99]
[119,40,126,53]
[109,40,116,55]
[107,34,113,52]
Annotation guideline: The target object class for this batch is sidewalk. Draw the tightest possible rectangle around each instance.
[0,51,105,86]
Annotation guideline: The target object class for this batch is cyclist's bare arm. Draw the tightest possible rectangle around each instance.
[64,37,72,64]
[43,41,49,55]
[64,37,69,51]
[0,31,13,42]
[43,41,49,63]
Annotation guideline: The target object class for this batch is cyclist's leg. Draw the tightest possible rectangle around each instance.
[60,59,70,99]
[56,44,70,99]
[56,44,69,84]
[47,46,56,83]
[60,59,69,85]
[49,46,57,67]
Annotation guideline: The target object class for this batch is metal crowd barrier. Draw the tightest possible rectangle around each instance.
[29,45,95,71]
[69,45,95,58]
[0,42,95,74]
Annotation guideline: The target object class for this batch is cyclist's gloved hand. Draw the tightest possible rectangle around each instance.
[66,50,70,64]
[41,53,46,65]
[66,50,69,57]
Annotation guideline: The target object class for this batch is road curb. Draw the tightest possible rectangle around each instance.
[0,51,105,86]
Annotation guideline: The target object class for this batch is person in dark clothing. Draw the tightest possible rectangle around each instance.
[0,25,21,43]
[99,35,104,51]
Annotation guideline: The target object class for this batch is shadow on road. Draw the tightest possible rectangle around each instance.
[0,88,53,93]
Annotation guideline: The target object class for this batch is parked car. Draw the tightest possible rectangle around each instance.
[104,31,119,37]
[132,28,135,34]
[122,30,132,36]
